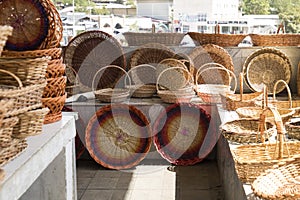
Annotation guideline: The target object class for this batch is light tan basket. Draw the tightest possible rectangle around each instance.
[232,107,300,183]
[0,26,13,56]
[0,116,19,148]
[0,138,27,167]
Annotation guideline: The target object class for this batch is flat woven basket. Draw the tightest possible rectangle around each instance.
[12,108,49,138]
[42,76,66,98]
[0,116,19,148]
[188,44,234,84]
[220,118,276,144]
[0,69,45,117]
[42,93,66,124]
[187,25,246,47]
[0,137,27,167]
[232,107,300,183]
[123,32,185,46]
[0,25,13,56]
[251,159,300,200]
[250,24,300,46]
[285,120,300,140]
[243,47,292,94]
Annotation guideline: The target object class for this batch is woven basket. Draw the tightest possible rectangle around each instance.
[0,169,4,181]
[157,67,195,103]
[220,118,276,144]
[173,52,196,76]
[251,159,300,200]
[42,93,66,124]
[126,84,157,98]
[128,64,156,86]
[123,32,185,46]
[93,65,130,103]
[43,76,66,98]
[286,120,300,140]
[243,47,292,94]
[250,24,300,47]
[2,48,62,59]
[129,43,176,68]
[0,25,13,56]
[196,64,236,104]
[0,57,48,86]
[0,116,19,148]
[46,59,65,78]
[188,44,234,84]
[65,65,81,97]
[232,106,300,183]
[0,69,45,117]
[0,138,27,167]
[0,99,14,127]
[156,58,191,90]
[187,25,246,47]
[12,108,49,139]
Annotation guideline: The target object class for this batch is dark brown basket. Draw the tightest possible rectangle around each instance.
[63,30,126,90]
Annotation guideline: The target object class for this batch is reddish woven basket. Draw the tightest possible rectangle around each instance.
[46,59,65,78]
[42,93,66,124]
[43,76,66,98]
[2,48,62,59]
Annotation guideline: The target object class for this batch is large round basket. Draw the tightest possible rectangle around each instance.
[188,44,234,84]
[63,30,126,91]
[243,47,292,94]
[0,0,50,50]
[153,103,216,165]
[85,104,152,170]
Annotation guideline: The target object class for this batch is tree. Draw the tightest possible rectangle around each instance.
[241,0,270,15]
[115,0,124,4]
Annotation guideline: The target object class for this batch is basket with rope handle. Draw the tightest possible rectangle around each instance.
[92,65,131,103]
[196,64,237,104]
[156,67,195,104]
[232,106,300,183]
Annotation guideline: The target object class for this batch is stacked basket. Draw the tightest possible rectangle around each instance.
[0,0,65,124]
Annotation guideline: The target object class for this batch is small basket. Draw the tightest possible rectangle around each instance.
[42,76,67,98]
[0,69,45,117]
[0,138,27,167]
[187,25,246,47]
[196,64,237,104]
[2,48,62,59]
[0,26,13,56]
[42,93,66,124]
[123,32,185,46]
[44,112,62,124]
[251,159,300,200]
[232,107,300,183]
[93,65,130,103]
[0,116,19,148]
[46,59,65,78]
[12,108,49,138]
[220,118,276,144]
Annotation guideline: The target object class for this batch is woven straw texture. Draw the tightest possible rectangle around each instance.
[251,159,300,200]
[123,32,185,46]
[46,59,65,78]
[286,120,300,140]
[43,76,66,98]
[0,25,13,56]
[188,44,234,84]
[2,48,62,59]
[153,103,216,165]
[0,138,27,167]
[243,47,292,94]
[85,104,152,169]
[42,93,66,124]
[0,116,19,148]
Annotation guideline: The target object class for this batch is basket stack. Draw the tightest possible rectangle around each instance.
[0,0,65,124]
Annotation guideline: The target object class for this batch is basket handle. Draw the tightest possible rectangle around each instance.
[239,73,244,101]
[214,24,220,34]
[196,65,237,93]
[156,67,193,92]
[126,64,155,86]
[92,65,131,91]
[196,62,228,80]
[0,69,23,88]
[276,23,285,34]
[273,80,292,109]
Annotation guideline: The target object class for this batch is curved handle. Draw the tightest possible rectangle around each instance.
[276,23,285,34]
[126,64,156,86]
[195,62,227,83]
[0,69,23,88]
[239,73,244,100]
[273,80,292,108]
[65,65,80,85]
[92,65,130,91]
[159,58,189,71]
[196,66,237,93]
[156,66,193,92]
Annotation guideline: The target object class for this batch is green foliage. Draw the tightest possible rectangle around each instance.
[241,0,270,14]
[92,6,111,15]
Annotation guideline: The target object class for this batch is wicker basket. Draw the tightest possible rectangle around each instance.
[43,76,66,98]
[123,32,185,46]
[187,25,246,47]
[42,93,66,124]
[250,24,300,47]
[0,116,19,148]
[0,69,45,117]
[243,47,292,94]
[0,26,13,56]
[128,64,156,86]
[196,64,236,104]
[232,106,300,183]
[2,48,62,59]
[0,138,27,167]
[188,44,234,84]
[93,65,130,103]
[220,118,276,144]
[0,99,14,127]
[46,59,65,79]
[12,108,49,138]
[251,159,300,200]
[0,169,4,181]
[285,120,300,140]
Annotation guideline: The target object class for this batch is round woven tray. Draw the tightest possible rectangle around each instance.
[0,25,13,56]
[128,64,156,85]
[243,47,292,94]
[126,84,156,98]
[63,30,126,90]
[188,44,234,84]
[129,43,176,68]
[0,0,49,51]
[85,104,152,169]
[153,103,215,165]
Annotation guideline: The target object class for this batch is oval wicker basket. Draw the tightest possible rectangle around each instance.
[0,25,13,56]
